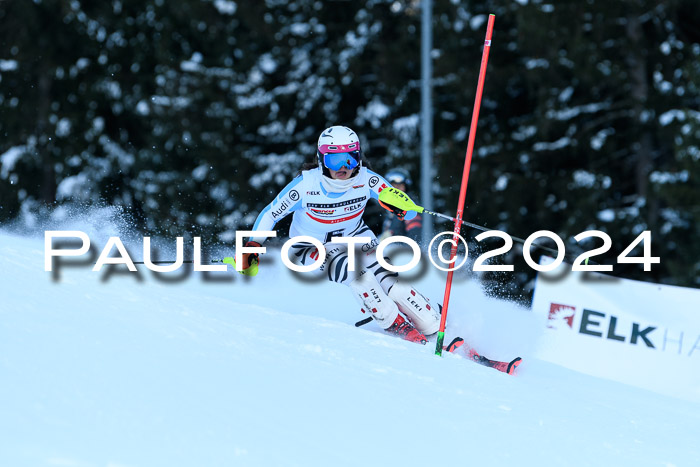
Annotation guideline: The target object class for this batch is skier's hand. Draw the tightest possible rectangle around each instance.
[379,199,408,220]
[240,241,262,269]
[223,241,262,276]
[378,187,421,221]
[378,200,417,221]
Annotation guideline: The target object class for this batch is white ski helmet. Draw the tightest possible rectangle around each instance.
[316,125,362,176]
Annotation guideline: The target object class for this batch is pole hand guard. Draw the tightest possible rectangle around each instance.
[378,187,424,220]
[223,241,261,276]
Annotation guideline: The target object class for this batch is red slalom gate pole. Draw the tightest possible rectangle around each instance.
[435,14,495,356]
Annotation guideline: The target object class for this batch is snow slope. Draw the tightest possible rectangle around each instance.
[1,221,699,467]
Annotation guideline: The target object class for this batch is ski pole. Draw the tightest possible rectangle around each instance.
[436,14,495,356]
[377,189,599,265]
[131,259,224,265]
[130,257,259,275]
[422,209,492,235]
[421,209,570,260]
[355,317,373,327]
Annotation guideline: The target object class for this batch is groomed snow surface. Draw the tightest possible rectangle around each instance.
[1,222,699,467]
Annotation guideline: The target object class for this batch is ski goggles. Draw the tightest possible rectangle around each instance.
[321,150,361,171]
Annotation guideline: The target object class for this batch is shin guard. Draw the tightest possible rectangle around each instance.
[387,281,441,336]
[348,271,400,329]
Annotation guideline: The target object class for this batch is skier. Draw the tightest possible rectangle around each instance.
[238,125,440,345]
[235,125,522,374]
[379,167,423,244]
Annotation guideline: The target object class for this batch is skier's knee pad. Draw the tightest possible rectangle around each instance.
[387,281,441,335]
[348,271,400,329]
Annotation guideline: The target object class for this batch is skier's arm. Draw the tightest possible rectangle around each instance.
[367,171,393,202]
[370,172,418,221]
[248,175,304,244]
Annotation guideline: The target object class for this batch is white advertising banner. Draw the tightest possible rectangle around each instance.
[532,257,700,403]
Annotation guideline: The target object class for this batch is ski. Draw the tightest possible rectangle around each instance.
[354,319,522,375]
[444,337,522,375]
[472,354,522,375]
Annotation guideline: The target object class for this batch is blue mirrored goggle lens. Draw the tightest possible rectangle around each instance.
[323,151,360,171]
